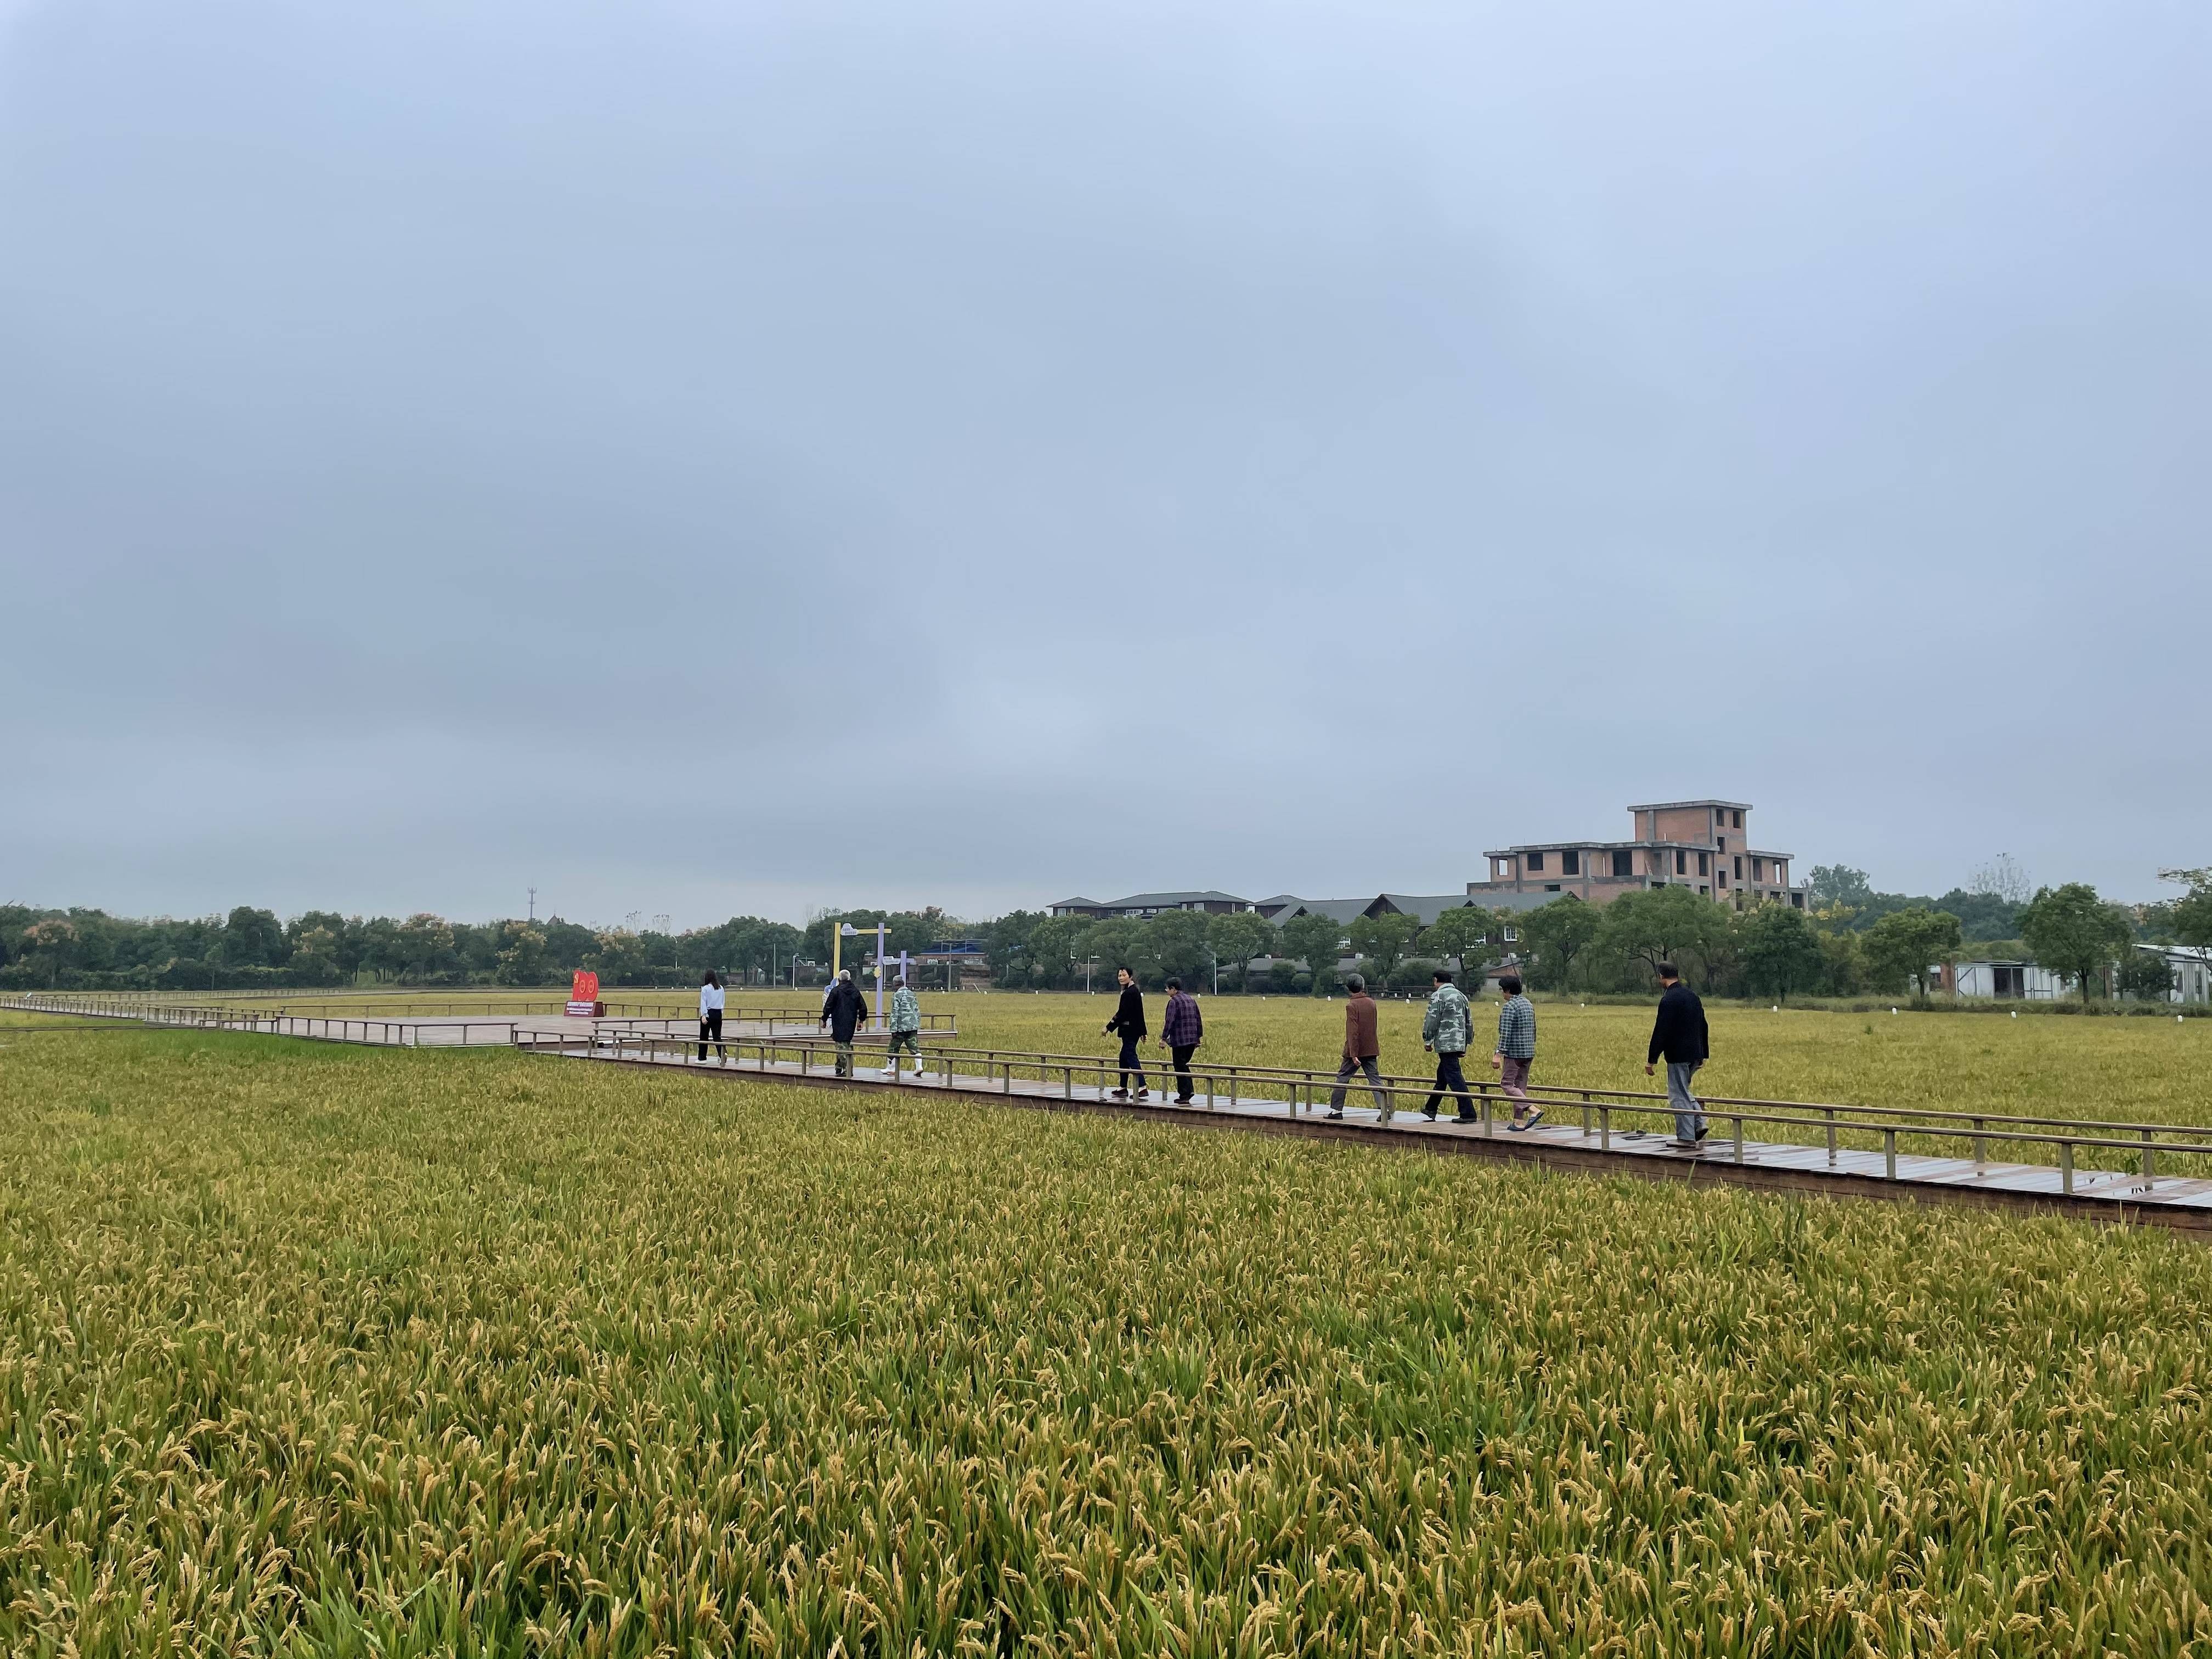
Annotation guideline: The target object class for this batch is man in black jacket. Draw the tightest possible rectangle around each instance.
[821,969,868,1077]
[1645,961,1709,1146]
[1104,966,1148,1101]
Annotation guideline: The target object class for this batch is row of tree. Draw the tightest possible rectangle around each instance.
[982,876,2211,1002]
[0,902,974,992]
[5,876,2204,1000]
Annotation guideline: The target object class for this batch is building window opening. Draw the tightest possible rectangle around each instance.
[1561,850,1581,876]
[1675,850,1687,874]
[1733,810,1743,828]
[1734,856,1743,879]
[1612,850,1634,879]
[1527,851,1544,873]
[1697,852,1710,876]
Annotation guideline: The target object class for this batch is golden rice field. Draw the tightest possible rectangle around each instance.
[3,1024,2211,1655]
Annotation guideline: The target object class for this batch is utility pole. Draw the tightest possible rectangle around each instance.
[527,887,537,923]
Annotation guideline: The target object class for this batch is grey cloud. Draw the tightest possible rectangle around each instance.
[4,0,2207,925]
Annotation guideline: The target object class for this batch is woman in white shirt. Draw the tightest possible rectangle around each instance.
[697,970,726,1061]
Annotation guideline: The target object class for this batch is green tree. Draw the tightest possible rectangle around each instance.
[1075,918,1148,990]
[983,910,1045,987]
[1515,898,1597,990]
[1420,908,1496,980]
[1739,902,1826,1002]
[586,928,648,986]
[1815,927,1866,996]
[289,925,344,986]
[2168,872,2212,950]
[2117,950,2174,1001]
[19,916,80,988]
[1861,907,1963,996]
[2018,883,2134,1002]
[1023,916,1086,988]
[219,905,287,968]
[1278,913,1348,996]
[1207,912,1277,990]
[495,922,550,986]
[1593,887,1730,986]
[1809,865,1875,909]
[394,913,456,983]
[1146,910,1213,987]
[1347,912,1423,983]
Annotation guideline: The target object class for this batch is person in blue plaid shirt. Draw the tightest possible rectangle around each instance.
[1158,977,1204,1104]
[1492,973,1542,1131]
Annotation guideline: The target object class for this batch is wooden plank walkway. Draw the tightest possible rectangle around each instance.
[548,1043,2212,1235]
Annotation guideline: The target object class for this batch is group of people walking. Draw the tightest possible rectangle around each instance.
[1108,960,1714,1148]
[699,959,1716,1149]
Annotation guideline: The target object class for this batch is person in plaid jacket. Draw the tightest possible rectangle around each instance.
[1492,973,1541,1131]
[1158,978,1204,1104]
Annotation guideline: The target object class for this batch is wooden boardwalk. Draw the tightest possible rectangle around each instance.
[545,1040,2212,1235]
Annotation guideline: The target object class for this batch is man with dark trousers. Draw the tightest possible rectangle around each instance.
[1104,966,1149,1101]
[820,968,868,1078]
[1159,976,1203,1104]
[1419,968,1477,1123]
[1645,961,1710,1146]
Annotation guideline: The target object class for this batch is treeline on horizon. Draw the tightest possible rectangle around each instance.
[4,864,2204,1001]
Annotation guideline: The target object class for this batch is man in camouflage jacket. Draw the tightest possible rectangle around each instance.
[887,978,924,1079]
[1419,969,1477,1123]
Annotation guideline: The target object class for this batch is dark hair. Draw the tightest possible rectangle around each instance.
[1432,969,1453,984]
[1345,973,1365,992]
[1165,977,1181,991]
[1116,964,1132,977]
[1499,974,1523,995]
[701,970,721,989]
[1656,961,1678,980]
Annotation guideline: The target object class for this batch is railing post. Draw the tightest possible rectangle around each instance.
[1733,1115,1745,1164]
[1600,1105,1610,1150]
[1972,1118,1986,1169]
[1826,1108,1837,1166]
[1884,1129,1897,1181]
[2060,1141,2074,1195]
[2142,1129,2155,1183]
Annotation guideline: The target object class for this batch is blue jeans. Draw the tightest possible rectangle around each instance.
[1118,1037,1147,1093]
[1667,1061,1706,1141]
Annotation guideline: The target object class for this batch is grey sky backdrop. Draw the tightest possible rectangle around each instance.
[3,1,2206,929]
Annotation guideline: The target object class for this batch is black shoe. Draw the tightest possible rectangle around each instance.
[1131,1089,1149,1101]
[1325,1108,1344,1120]
[1421,1107,1438,1121]
[1523,1107,1545,1129]
[1454,1112,1478,1125]
[1173,1095,1194,1105]
[1695,1123,1711,1142]
[1109,1087,1127,1099]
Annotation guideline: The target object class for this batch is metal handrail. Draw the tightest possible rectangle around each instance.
[522,1028,2211,1193]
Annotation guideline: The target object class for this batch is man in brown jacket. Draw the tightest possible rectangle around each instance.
[1327,974,1391,1120]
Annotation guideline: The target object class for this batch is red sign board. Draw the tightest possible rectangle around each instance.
[567,969,601,1018]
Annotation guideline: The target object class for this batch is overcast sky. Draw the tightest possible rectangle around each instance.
[4,0,2205,929]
